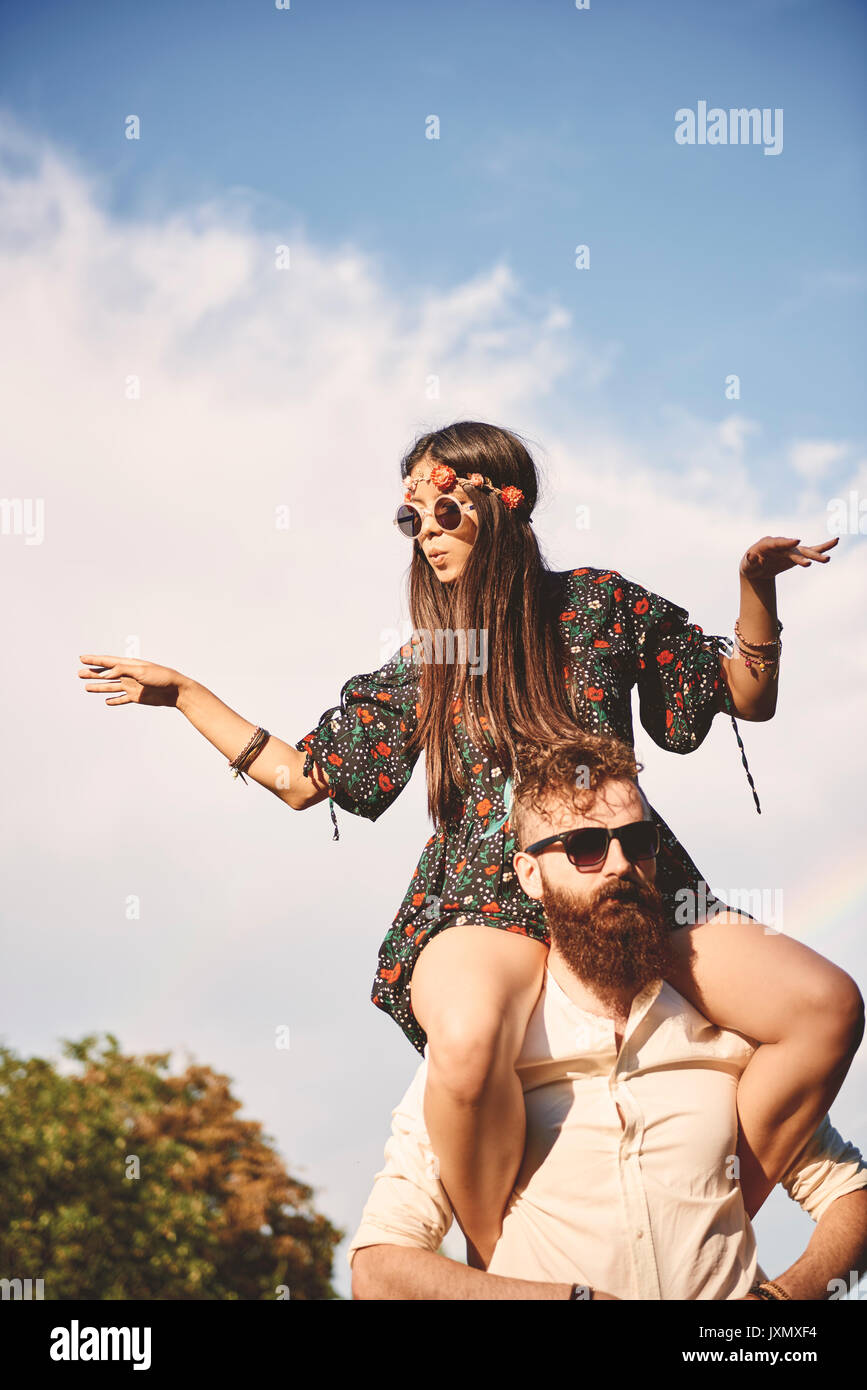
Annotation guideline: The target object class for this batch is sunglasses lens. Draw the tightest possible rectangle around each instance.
[395,504,420,538]
[621,822,659,862]
[564,828,609,869]
[435,497,463,530]
[563,822,659,870]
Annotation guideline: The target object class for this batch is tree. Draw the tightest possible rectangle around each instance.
[0,1033,342,1299]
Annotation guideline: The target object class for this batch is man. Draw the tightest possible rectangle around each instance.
[349,736,867,1300]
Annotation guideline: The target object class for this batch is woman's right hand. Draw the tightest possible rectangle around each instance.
[78,654,187,708]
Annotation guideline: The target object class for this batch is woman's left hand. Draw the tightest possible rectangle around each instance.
[739,534,839,582]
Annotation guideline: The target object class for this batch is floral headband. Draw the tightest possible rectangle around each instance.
[404,463,525,511]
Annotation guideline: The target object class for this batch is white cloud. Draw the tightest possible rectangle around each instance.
[789,438,850,481]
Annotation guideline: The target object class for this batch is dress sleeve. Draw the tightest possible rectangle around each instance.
[294,637,422,834]
[616,572,730,755]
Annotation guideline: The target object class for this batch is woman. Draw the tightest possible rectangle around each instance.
[79,421,862,1273]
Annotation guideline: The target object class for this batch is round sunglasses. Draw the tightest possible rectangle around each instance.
[393,497,477,539]
[523,820,660,872]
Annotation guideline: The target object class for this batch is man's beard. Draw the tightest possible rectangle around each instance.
[542,873,672,1009]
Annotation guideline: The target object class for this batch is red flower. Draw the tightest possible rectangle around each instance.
[573,567,590,575]
[405,924,416,936]
[327,753,343,766]
[468,472,485,489]
[379,963,401,983]
[586,687,604,702]
[378,772,395,793]
[657,650,673,665]
[358,707,374,724]
[431,463,457,491]
[484,865,498,876]
[593,572,613,583]
[560,610,577,621]
[412,892,426,907]
[613,588,623,602]
[476,797,492,817]
[480,901,500,915]
[674,692,684,709]
[375,691,392,702]
[634,598,650,615]
[506,924,529,935]
[593,640,610,648]
[501,485,524,510]
[613,622,622,634]
[665,708,674,729]
[374,740,392,758]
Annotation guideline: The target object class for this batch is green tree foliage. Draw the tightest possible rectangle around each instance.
[0,1033,343,1299]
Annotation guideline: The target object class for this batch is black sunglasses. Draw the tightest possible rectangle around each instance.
[523,820,660,872]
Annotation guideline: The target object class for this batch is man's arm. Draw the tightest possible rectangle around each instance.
[746,1189,867,1300]
[351,1245,618,1301]
[742,1115,867,1300]
[351,1245,573,1300]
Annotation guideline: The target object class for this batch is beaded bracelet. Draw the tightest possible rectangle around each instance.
[734,618,783,678]
[749,1279,791,1301]
[735,617,783,650]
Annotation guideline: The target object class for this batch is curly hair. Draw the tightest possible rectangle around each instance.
[511,733,648,851]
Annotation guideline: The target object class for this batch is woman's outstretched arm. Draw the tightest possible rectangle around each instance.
[78,656,329,810]
[666,911,864,1218]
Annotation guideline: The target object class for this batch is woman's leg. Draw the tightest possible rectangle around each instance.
[410,924,548,1269]
[666,911,864,1217]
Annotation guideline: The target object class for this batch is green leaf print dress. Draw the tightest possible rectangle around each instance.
[296,565,756,1056]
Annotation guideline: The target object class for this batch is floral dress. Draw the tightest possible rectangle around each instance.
[296,565,756,1056]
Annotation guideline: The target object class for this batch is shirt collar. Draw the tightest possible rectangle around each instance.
[543,965,663,1040]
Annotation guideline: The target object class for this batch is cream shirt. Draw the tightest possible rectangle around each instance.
[348,970,867,1299]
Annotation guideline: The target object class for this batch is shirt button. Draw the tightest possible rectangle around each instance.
[636,1230,644,1239]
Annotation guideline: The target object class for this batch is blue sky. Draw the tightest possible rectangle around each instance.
[1,0,865,1300]
[2,0,865,470]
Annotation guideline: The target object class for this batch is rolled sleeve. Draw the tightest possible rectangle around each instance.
[347,1067,453,1267]
[780,1115,867,1224]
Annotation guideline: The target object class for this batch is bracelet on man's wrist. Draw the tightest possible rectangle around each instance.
[749,1279,791,1301]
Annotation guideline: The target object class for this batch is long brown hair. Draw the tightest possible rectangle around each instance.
[400,421,584,826]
